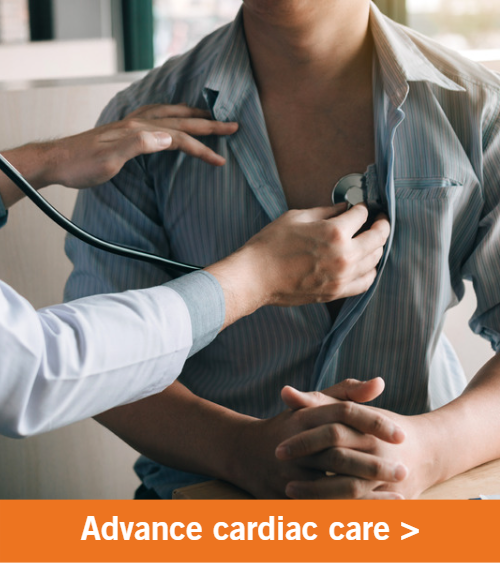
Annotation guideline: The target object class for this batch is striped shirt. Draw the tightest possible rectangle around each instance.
[65,3,500,497]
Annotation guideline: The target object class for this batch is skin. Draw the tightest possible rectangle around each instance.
[56,0,498,502]
[276,357,500,500]
[0,102,389,332]
[97,378,406,500]
[208,205,390,328]
[94,1,400,500]
[0,100,394,438]
[220,0,494,501]
[0,104,238,208]
[247,1,500,500]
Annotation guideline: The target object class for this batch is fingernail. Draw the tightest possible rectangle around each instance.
[285,483,299,498]
[156,133,172,147]
[393,464,408,481]
[275,444,289,459]
[392,425,406,442]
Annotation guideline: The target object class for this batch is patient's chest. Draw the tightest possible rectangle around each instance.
[260,96,375,321]
[261,98,375,210]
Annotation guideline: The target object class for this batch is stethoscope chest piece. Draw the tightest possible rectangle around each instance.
[331,173,365,208]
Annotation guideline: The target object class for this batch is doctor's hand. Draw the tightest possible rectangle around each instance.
[275,386,441,500]
[228,378,406,499]
[205,205,390,329]
[0,104,238,207]
[41,103,238,189]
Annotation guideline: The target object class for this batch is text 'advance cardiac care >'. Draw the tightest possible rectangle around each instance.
[81,516,419,542]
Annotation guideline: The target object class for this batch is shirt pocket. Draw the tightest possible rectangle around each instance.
[394,177,462,200]
[391,177,462,287]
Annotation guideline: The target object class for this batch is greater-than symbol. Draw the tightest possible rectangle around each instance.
[400,522,419,540]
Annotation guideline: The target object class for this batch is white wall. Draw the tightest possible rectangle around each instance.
[0,77,142,499]
[0,38,117,81]
[444,283,494,379]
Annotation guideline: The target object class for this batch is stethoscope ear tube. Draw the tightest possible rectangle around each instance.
[0,153,200,278]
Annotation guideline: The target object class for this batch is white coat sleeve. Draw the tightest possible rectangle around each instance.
[0,271,224,438]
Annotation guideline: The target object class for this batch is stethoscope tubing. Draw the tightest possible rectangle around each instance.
[0,153,201,278]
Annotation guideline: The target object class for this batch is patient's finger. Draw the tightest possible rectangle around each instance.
[362,491,404,500]
[285,475,378,499]
[276,422,377,460]
[281,386,338,410]
[298,447,408,483]
[299,402,406,444]
[281,378,385,411]
[322,377,386,404]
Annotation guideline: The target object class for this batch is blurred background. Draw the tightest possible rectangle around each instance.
[0,0,498,81]
[0,0,498,500]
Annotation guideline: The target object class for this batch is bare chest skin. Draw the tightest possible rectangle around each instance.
[261,93,375,321]
[262,95,375,210]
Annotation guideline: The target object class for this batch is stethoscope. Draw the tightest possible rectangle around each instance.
[0,153,200,278]
[331,173,365,208]
[0,152,365,278]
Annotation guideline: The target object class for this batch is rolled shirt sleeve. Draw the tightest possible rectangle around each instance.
[462,105,500,351]
[168,270,225,357]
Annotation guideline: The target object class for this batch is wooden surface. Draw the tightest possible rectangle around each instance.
[173,458,500,500]
[420,458,500,499]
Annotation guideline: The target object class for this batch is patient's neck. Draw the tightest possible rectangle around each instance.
[242,0,372,105]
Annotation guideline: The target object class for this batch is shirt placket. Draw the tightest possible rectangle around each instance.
[214,88,288,223]
[313,86,408,389]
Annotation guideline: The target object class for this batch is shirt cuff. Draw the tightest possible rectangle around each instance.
[166,270,225,357]
[0,193,8,228]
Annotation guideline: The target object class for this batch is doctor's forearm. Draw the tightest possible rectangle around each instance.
[0,144,57,208]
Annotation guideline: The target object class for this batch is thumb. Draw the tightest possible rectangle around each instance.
[281,378,385,411]
[121,131,172,162]
[281,386,334,410]
[295,203,348,223]
[322,377,385,403]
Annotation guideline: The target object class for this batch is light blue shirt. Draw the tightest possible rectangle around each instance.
[65,3,500,497]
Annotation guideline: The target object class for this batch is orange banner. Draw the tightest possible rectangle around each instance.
[0,499,498,562]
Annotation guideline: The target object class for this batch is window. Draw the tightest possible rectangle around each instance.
[407,0,500,58]
[153,0,241,66]
[152,1,500,69]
